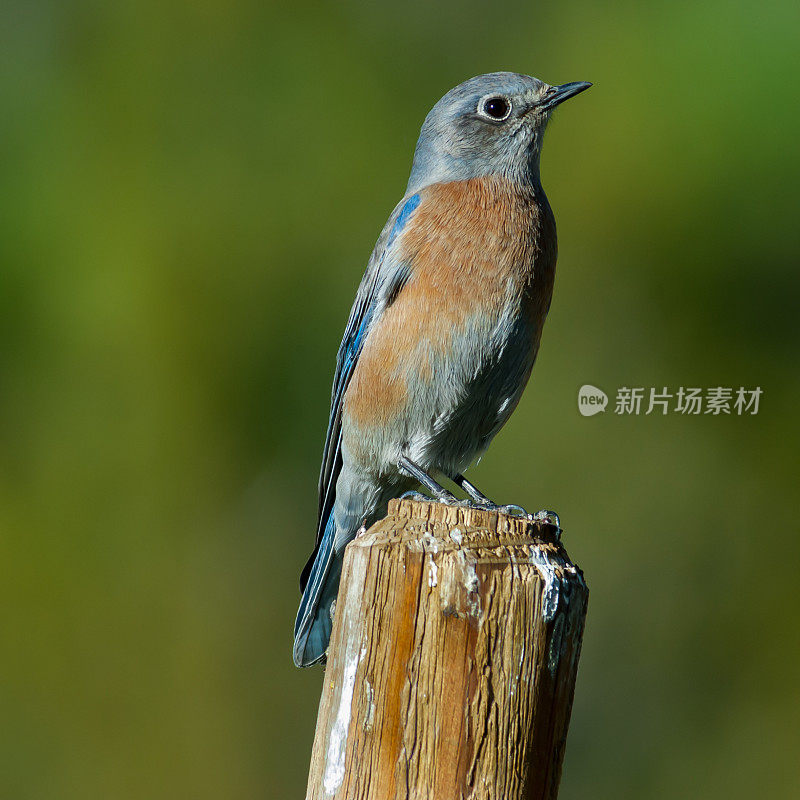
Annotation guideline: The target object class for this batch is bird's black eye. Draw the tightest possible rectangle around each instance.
[480,96,511,120]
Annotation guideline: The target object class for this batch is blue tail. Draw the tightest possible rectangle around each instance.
[293,512,341,667]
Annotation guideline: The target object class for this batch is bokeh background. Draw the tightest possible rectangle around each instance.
[2,1,798,797]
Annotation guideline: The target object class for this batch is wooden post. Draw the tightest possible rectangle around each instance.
[305,497,588,800]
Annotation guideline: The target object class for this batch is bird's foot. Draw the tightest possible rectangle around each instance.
[473,503,560,526]
[494,503,530,517]
[461,500,532,517]
[399,489,478,508]
[478,504,563,538]
[532,508,561,530]
[399,489,433,502]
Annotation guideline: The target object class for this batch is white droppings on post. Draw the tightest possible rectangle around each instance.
[440,548,482,620]
[363,678,375,732]
[464,554,481,619]
[406,528,440,554]
[428,554,438,587]
[529,547,561,622]
[322,556,368,797]
[323,644,366,795]
[449,527,463,545]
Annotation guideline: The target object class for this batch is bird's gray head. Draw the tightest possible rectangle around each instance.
[406,72,590,195]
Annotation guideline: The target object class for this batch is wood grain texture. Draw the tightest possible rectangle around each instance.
[305,498,588,800]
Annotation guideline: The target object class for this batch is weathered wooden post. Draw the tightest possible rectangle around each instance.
[305,496,587,800]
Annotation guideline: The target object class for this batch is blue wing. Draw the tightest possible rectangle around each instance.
[298,193,420,593]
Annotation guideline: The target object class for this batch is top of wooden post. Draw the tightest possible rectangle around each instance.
[392,495,560,535]
[350,497,585,622]
[351,496,571,561]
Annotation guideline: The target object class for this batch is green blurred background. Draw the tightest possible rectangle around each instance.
[2,1,798,797]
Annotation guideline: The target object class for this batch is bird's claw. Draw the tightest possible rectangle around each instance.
[400,489,429,501]
[495,503,530,517]
[533,508,561,529]
[483,504,563,539]
[400,489,457,505]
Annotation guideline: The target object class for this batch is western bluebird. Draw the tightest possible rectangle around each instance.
[294,72,590,667]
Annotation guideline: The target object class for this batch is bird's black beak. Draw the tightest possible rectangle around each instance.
[540,81,592,111]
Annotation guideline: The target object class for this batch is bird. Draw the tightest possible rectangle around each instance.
[293,72,590,667]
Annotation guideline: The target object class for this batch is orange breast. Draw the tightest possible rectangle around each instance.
[344,176,557,431]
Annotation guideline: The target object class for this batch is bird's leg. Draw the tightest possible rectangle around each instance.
[453,475,558,527]
[452,473,497,508]
[451,474,525,516]
[398,456,456,502]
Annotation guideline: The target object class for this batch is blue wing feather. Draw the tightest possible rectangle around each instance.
[299,193,420,593]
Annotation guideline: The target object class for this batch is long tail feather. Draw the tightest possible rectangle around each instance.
[293,513,341,667]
